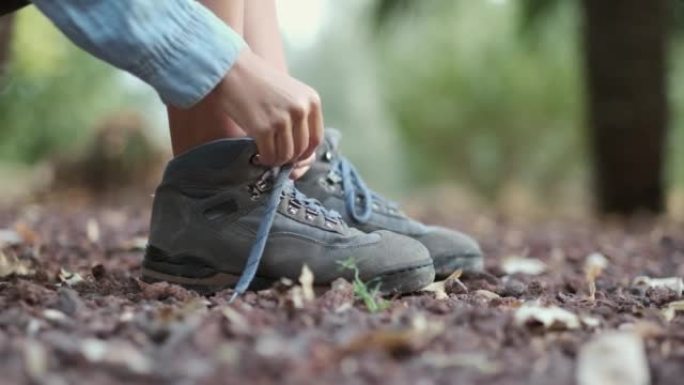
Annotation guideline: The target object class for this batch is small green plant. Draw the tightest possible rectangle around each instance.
[338,257,390,313]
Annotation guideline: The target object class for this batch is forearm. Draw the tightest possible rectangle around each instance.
[245,0,288,73]
[198,0,245,35]
[31,0,246,108]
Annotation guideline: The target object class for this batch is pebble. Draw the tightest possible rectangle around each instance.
[500,279,527,298]
[56,287,84,316]
[527,280,546,296]
[91,264,106,280]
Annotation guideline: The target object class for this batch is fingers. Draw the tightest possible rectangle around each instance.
[301,94,324,160]
[265,95,319,166]
[289,152,316,180]
[274,116,294,165]
[290,164,312,180]
[255,133,276,166]
[292,104,310,162]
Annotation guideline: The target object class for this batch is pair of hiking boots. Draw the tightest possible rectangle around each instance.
[141,129,483,296]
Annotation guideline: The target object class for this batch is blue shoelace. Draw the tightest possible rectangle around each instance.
[229,165,340,302]
[333,156,398,224]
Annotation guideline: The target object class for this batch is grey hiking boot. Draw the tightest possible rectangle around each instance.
[141,138,434,296]
[295,129,484,279]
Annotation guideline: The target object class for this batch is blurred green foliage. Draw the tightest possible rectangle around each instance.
[0,8,130,164]
[668,43,684,189]
[4,1,684,206]
[374,0,584,199]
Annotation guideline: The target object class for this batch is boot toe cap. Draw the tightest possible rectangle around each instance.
[355,230,435,293]
[415,227,484,278]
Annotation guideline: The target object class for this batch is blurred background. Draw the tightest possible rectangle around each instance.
[0,0,681,219]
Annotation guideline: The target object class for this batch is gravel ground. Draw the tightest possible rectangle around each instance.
[1,198,683,385]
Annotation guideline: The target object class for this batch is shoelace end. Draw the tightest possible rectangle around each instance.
[228,291,239,304]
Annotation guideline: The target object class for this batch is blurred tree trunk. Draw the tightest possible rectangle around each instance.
[582,0,669,215]
[0,14,14,77]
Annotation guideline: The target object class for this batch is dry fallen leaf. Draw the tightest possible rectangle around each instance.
[299,264,315,302]
[271,277,306,310]
[58,268,85,287]
[576,331,650,385]
[222,306,250,335]
[119,311,134,323]
[86,218,100,243]
[339,314,445,358]
[420,352,501,374]
[421,281,449,300]
[473,290,501,301]
[618,321,664,339]
[274,266,316,311]
[661,300,684,322]
[633,276,683,296]
[14,222,40,245]
[661,307,675,323]
[80,338,152,375]
[580,315,602,329]
[0,251,34,277]
[585,252,608,271]
[666,300,684,311]
[339,329,421,358]
[501,257,546,276]
[444,269,468,294]
[43,309,68,323]
[585,253,608,301]
[421,269,463,300]
[514,304,580,330]
[410,313,446,337]
[0,229,22,248]
[22,339,48,381]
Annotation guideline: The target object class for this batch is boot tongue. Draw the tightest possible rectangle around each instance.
[318,128,342,162]
[300,128,343,182]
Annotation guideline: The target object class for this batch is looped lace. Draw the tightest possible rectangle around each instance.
[230,165,340,302]
[332,157,397,224]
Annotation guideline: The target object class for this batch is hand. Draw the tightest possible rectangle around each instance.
[251,150,315,180]
[290,152,316,180]
[200,49,324,166]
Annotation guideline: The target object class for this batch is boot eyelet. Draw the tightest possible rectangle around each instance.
[324,151,333,161]
[250,153,261,166]
[305,208,320,221]
[287,205,298,215]
[319,177,336,193]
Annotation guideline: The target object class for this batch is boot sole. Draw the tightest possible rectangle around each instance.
[141,258,435,296]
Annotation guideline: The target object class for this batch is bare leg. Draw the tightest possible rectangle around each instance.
[168,0,291,156]
[168,0,246,155]
[244,0,288,73]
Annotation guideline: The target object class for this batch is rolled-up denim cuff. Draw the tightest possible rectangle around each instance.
[32,0,247,108]
[140,1,246,108]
